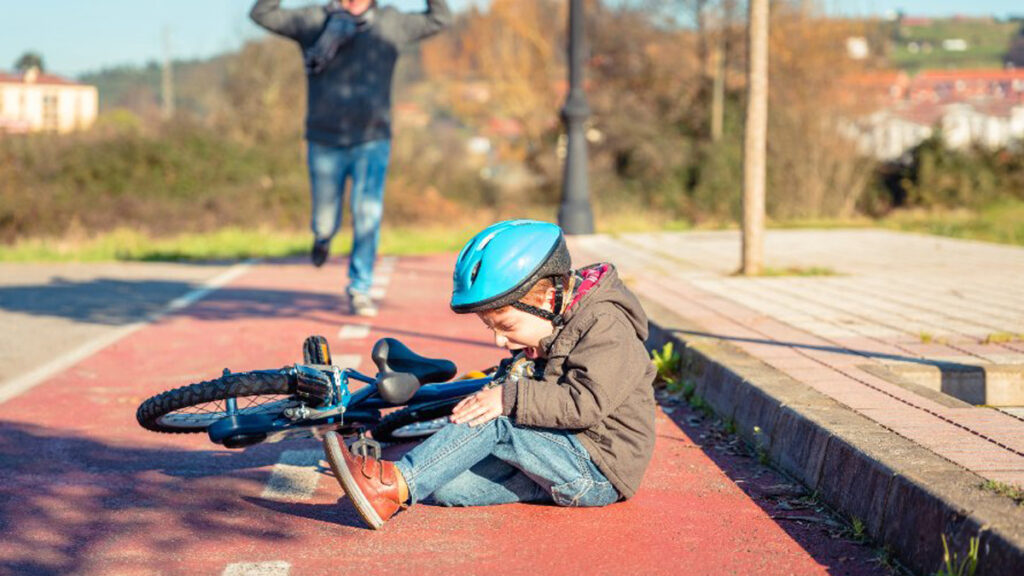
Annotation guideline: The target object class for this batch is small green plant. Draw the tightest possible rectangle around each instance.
[850,516,867,542]
[920,331,934,344]
[875,545,895,571]
[651,342,682,386]
[689,393,713,417]
[681,379,696,400]
[756,266,838,277]
[935,534,980,576]
[980,479,1024,506]
[723,418,737,435]
[752,425,770,465]
[665,377,686,395]
[982,332,1015,344]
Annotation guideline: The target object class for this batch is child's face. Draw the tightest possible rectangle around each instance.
[477,305,555,359]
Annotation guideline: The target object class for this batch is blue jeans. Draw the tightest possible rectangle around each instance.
[394,417,620,508]
[307,139,391,295]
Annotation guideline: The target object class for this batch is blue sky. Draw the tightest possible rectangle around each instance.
[1,0,1020,78]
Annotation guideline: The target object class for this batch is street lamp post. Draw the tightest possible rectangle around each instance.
[558,0,595,235]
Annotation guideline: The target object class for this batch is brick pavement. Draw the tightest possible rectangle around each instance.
[570,229,1024,487]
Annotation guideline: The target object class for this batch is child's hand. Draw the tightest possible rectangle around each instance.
[450,385,503,427]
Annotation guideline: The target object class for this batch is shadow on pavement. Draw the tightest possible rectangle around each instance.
[0,277,346,326]
[671,327,978,370]
[0,278,210,326]
[656,398,891,576]
[0,421,314,576]
[0,277,496,350]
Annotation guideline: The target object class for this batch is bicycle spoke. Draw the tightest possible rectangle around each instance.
[157,395,296,428]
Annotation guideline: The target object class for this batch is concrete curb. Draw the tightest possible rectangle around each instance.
[641,295,1024,575]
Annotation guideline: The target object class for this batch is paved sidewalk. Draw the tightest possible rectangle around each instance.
[570,229,1024,488]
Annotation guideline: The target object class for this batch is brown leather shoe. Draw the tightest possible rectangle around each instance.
[323,431,403,529]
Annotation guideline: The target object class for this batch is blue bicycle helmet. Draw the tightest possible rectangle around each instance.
[451,220,572,324]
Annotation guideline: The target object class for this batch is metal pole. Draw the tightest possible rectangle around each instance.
[161,26,175,121]
[558,0,594,235]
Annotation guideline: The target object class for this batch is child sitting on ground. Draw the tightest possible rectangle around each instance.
[323,219,657,529]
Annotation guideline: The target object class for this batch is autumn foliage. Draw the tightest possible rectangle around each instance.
[2,0,912,242]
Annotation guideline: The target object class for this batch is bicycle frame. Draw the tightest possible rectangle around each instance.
[206,363,492,447]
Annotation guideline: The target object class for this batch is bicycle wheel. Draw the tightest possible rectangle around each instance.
[371,398,462,443]
[137,370,301,433]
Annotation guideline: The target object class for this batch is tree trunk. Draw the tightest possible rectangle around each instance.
[741,0,768,275]
[710,36,725,142]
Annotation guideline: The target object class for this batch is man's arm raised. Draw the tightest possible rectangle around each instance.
[395,0,452,45]
[250,0,325,42]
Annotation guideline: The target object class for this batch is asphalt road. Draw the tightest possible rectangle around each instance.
[0,261,237,398]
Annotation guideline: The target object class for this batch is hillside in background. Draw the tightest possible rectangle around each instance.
[76,42,425,123]
[886,16,1022,72]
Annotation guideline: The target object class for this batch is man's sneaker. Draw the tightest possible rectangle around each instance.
[348,290,378,317]
[322,431,403,530]
[311,239,330,268]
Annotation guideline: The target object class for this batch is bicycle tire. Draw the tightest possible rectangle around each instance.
[371,398,462,443]
[136,370,304,434]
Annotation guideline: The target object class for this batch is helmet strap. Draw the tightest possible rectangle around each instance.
[510,276,566,327]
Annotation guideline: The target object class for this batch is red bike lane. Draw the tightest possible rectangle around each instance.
[0,255,886,576]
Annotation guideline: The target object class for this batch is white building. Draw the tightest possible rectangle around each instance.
[941,103,1024,150]
[0,68,97,133]
[844,101,1024,160]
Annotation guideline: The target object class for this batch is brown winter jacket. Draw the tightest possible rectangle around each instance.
[500,264,657,499]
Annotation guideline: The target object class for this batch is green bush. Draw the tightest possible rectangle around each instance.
[898,136,1024,209]
[0,121,308,242]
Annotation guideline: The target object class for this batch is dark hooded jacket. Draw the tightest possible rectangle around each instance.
[501,264,657,499]
[250,0,451,147]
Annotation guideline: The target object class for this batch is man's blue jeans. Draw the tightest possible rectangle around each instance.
[394,417,620,507]
[307,139,391,295]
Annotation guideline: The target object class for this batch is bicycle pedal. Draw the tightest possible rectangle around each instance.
[350,436,382,460]
[302,335,333,366]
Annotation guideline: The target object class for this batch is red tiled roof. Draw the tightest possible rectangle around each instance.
[0,71,85,86]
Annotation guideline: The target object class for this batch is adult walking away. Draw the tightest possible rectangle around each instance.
[250,0,451,316]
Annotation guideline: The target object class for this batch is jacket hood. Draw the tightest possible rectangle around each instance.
[543,263,649,350]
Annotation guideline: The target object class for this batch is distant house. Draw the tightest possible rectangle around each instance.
[907,69,1024,104]
[844,100,1024,160]
[842,106,936,161]
[942,101,1024,149]
[0,67,98,133]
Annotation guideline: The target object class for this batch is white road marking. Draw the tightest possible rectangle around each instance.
[338,324,371,340]
[222,561,291,576]
[0,260,257,405]
[368,257,394,300]
[261,449,323,501]
[334,355,362,370]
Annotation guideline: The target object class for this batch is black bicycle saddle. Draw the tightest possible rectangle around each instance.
[372,338,458,404]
